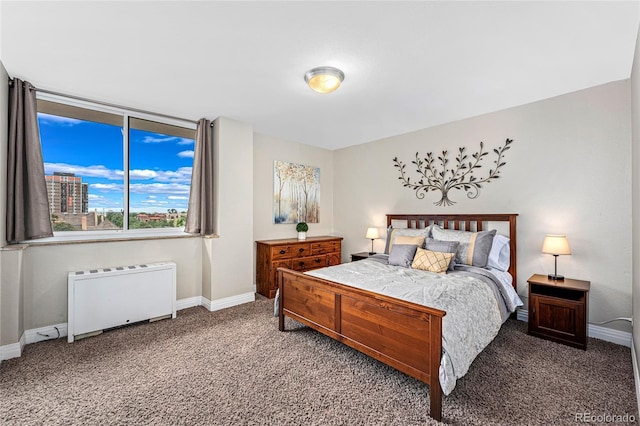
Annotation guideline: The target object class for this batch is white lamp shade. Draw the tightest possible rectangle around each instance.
[365,227,380,240]
[541,235,571,255]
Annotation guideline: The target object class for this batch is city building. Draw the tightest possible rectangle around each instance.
[45,172,88,215]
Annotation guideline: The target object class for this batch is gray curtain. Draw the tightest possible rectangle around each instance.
[7,79,53,243]
[185,118,214,236]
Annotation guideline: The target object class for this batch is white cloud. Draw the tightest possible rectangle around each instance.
[91,183,122,191]
[177,150,194,159]
[167,196,189,200]
[130,182,190,195]
[141,135,177,144]
[129,169,157,180]
[152,167,192,184]
[141,136,194,145]
[38,113,81,127]
[45,163,192,184]
[45,163,122,180]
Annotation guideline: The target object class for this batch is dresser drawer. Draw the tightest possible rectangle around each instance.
[271,245,292,260]
[291,243,312,258]
[291,255,327,271]
[311,241,340,255]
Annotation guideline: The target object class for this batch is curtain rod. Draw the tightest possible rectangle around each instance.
[8,77,206,126]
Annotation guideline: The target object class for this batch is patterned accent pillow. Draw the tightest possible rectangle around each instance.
[411,248,455,274]
[431,226,496,268]
[388,244,419,268]
[384,225,432,254]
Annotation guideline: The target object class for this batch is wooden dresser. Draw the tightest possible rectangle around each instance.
[256,236,343,298]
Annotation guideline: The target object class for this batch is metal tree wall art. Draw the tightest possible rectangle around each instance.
[392,138,513,206]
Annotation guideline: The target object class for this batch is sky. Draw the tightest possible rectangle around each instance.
[38,113,195,213]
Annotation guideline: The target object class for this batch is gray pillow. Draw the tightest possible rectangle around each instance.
[388,244,419,268]
[383,225,432,254]
[424,238,460,271]
[431,226,497,268]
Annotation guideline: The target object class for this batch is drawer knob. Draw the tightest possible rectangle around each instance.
[279,250,286,255]
[299,262,305,267]
[314,258,322,263]
[299,248,304,253]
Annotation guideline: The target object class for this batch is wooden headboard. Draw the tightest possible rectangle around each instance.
[386,213,518,288]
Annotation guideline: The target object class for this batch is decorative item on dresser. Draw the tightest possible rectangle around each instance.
[527,274,590,350]
[296,222,308,241]
[256,236,342,298]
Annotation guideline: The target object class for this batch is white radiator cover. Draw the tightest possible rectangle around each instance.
[68,262,177,343]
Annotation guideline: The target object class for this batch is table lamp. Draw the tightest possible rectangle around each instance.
[365,227,380,255]
[542,234,571,280]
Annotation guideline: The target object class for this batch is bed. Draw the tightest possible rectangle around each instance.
[276,213,519,422]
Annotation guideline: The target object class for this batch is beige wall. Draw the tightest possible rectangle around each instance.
[0,61,9,346]
[253,132,334,241]
[204,117,255,301]
[334,80,632,333]
[631,15,640,392]
[252,132,335,287]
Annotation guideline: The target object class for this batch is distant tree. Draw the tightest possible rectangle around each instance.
[106,211,123,228]
[53,222,76,232]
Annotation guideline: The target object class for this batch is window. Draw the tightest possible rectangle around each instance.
[37,96,196,235]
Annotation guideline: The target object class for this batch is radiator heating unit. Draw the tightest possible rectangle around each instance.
[68,262,177,342]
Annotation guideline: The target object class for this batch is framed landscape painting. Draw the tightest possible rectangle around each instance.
[273,160,320,224]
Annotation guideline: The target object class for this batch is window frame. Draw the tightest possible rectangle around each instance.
[32,92,196,244]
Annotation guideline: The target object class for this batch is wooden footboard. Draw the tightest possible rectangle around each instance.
[277,268,446,421]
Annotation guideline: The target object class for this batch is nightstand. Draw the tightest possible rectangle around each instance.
[527,274,590,350]
[351,252,373,262]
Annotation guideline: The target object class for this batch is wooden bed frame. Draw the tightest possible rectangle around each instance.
[277,213,518,422]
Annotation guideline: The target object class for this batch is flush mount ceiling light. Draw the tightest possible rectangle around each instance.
[304,66,345,94]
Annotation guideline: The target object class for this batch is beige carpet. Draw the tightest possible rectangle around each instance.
[0,296,636,425]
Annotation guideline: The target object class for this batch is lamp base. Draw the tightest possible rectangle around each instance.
[368,251,376,255]
[548,274,564,281]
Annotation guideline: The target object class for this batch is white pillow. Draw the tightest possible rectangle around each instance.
[487,234,510,271]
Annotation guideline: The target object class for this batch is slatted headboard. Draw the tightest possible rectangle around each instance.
[386,214,518,288]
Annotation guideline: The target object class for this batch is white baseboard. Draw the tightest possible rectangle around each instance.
[632,338,640,417]
[1,293,257,361]
[202,292,256,312]
[0,333,25,361]
[176,296,202,311]
[24,323,68,344]
[516,309,632,348]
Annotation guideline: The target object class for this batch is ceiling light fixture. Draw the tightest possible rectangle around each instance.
[304,66,345,94]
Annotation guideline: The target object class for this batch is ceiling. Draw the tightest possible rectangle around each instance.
[1,1,639,150]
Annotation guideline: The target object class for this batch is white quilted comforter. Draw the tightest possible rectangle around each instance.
[306,259,517,395]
